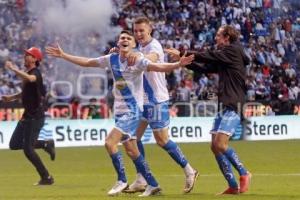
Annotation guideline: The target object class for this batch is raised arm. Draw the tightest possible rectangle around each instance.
[45,43,99,67]
[5,61,37,82]
[147,54,194,73]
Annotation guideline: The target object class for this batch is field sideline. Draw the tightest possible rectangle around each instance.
[1,140,300,200]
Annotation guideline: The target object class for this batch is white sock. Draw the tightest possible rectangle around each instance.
[184,163,194,176]
[137,173,146,182]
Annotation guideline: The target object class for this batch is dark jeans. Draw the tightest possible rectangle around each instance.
[9,118,50,179]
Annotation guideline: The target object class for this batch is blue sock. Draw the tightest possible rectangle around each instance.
[137,140,145,158]
[224,148,247,176]
[133,154,158,187]
[215,154,238,188]
[110,152,127,183]
[163,140,188,168]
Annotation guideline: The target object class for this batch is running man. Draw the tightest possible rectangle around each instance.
[46,30,194,196]
[123,16,199,194]
[166,25,252,195]
[3,47,54,185]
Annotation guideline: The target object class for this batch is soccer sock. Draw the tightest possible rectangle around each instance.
[133,154,158,187]
[183,163,195,176]
[224,148,247,176]
[137,140,145,158]
[133,140,146,174]
[163,140,188,168]
[110,151,127,183]
[215,154,238,189]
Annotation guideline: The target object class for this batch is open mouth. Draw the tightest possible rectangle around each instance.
[121,43,129,48]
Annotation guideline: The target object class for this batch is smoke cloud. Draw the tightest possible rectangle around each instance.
[26,0,121,100]
[28,0,120,43]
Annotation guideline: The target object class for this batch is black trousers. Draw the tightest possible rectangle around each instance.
[9,117,50,179]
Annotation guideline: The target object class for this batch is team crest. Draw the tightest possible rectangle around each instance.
[115,77,127,90]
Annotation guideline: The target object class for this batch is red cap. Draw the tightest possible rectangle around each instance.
[25,47,43,61]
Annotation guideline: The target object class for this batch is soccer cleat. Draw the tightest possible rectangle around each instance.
[34,176,54,186]
[183,169,199,193]
[240,171,252,193]
[44,140,56,161]
[123,174,147,193]
[218,187,239,195]
[107,181,129,196]
[138,185,161,197]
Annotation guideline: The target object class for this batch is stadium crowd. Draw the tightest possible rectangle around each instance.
[0,0,300,118]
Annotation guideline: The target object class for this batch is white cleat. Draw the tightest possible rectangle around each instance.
[138,185,162,197]
[123,174,147,193]
[107,181,129,196]
[184,169,199,193]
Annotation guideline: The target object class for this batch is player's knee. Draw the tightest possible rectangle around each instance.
[211,141,227,154]
[105,139,112,150]
[156,139,167,147]
[125,149,136,159]
[154,131,169,147]
[105,139,118,154]
[210,143,217,154]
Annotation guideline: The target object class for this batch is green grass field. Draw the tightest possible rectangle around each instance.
[1,140,300,200]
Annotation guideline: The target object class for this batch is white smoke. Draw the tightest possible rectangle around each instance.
[28,0,121,42]
[26,0,121,100]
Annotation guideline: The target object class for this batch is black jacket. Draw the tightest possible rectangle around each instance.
[186,42,250,112]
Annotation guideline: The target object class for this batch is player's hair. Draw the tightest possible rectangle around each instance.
[220,25,240,43]
[119,30,134,37]
[134,16,151,25]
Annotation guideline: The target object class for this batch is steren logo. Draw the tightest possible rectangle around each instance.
[244,120,288,135]
[56,126,107,141]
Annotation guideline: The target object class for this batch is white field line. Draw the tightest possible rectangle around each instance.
[1,173,300,177]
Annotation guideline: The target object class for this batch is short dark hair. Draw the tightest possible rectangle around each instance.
[220,25,240,43]
[119,30,134,37]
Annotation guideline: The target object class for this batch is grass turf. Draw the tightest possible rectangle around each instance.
[0,140,299,200]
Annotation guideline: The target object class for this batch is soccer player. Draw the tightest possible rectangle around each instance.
[165,25,252,195]
[123,16,199,194]
[46,30,194,196]
[2,47,54,185]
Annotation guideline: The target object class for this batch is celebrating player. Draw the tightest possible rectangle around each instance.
[46,30,194,196]
[121,16,199,194]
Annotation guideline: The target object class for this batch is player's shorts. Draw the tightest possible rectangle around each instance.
[142,101,170,131]
[115,111,142,142]
[210,107,241,136]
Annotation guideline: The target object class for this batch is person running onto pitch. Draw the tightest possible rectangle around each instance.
[165,25,251,195]
[3,47,54,185]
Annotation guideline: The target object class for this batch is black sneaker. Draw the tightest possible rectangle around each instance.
[44,140,56,161]
[34,176,54,186]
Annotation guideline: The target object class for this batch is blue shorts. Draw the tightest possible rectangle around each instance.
[210,108,241,136]
[142,101,170,131]
[115,111,142,142]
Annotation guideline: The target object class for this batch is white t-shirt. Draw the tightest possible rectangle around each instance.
[96,53,150,115]
[138,38,169,104]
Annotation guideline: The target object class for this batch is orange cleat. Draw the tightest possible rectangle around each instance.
[218,187,239,195]
[240,171,252,193]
